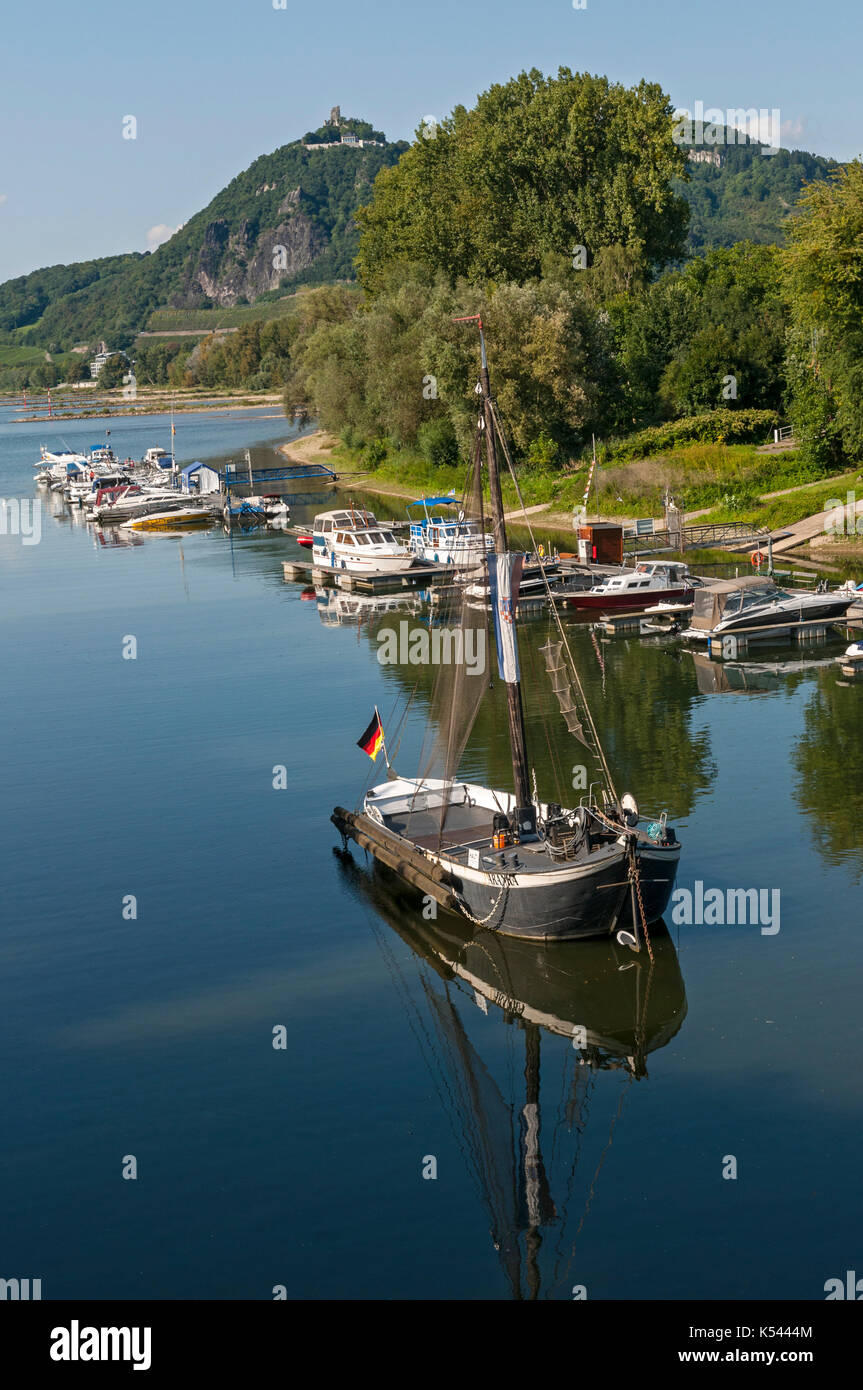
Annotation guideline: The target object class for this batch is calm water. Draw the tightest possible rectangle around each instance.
[1,410,862,1301]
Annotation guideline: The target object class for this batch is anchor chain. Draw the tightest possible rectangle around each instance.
[457,878,510,930]
[627,845,654,964]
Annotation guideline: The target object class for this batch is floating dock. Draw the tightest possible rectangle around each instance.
[594,604,693,637]
[283,554,581,597]
[283,559,445,593]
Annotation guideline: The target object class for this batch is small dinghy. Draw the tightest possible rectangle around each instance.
[837,640,863,678]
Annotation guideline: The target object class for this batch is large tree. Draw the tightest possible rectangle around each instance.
[355,68,689,292]
[783,160,863,463]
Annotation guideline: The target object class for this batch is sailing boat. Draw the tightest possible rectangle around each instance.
[333,320,681,945]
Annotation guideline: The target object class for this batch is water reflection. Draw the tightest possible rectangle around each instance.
[337,848,687,1300]
[793,667,863,879]
[687,649,837,696]
[311,585,428,627]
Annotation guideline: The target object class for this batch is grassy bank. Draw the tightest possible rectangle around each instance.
[330,436,862,527]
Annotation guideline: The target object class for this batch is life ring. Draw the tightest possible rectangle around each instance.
[751,550,765,568]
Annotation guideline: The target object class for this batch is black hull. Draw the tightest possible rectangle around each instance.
[443,840,680,943]
[633,842,681,923]
[452,850,627,941]
[333,801,681,946]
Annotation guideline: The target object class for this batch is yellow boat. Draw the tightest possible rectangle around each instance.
[124,509,215,532]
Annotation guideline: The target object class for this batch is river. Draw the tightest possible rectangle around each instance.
[1,407,861,1300]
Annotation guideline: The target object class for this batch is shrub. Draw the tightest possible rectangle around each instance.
[363,439,387,470]
[525,432,560,468]
[602,408,781,462]
[417,418,460,469]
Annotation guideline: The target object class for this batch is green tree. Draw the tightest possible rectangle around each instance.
[783,160,863,464]
[659,325,741,414]
[97,352,129,387]
[356,68,689,292]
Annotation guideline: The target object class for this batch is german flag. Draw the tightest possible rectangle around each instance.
[357,708,384,761]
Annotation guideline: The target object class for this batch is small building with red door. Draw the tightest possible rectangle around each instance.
[577,522,623,566]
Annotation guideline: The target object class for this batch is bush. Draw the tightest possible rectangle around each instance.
[603,408,780,462]
[525,432,560,468]
[721,489,758,514]
[417,418,460,469]
[363,439,388,470]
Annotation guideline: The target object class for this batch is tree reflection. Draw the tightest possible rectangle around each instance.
[361,606,715,820]
[793,670,863,879]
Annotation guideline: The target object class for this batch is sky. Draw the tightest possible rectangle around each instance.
[0,0,860,283]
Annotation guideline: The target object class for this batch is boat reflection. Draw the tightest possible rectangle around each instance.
[335,848,687,1298]
[312,585,429,626]
[687,648,838,695]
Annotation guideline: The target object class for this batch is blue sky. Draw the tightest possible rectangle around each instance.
[0,0,860,282]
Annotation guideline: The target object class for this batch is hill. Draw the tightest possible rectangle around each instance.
[0,114,407,356]
[680,136,839,251]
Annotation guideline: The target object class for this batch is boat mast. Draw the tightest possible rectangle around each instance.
[458,315,532,822]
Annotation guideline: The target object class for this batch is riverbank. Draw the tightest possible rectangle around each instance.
[7,389,286,423]
[278,430,604,531]
[277,429,863,551]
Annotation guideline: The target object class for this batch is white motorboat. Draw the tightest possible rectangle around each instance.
[88,489,196,524]
[407,494,494,567]
[35,449,89,484]
[561,561,692,612]
[311,508,414,574]
[689,577,855,638]
[246,495,291,526]
[67,471,132,505]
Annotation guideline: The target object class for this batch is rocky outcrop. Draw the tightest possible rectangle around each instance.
[174,199,326,308]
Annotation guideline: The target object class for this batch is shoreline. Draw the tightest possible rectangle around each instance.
[273,432,855,562]
[278,430,591,533]
[8,401,287,424]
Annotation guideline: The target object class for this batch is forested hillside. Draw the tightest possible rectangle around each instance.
[0,89,851,428]
[682,139,839,250]
[0,117,407,357]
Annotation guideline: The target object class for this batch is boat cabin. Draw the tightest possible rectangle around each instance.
[690,578,780,632]
[313,511,398,543]
[84,472,132,491]
[314,508,379,535]
[406,495,493,563]
[596,562,688,593]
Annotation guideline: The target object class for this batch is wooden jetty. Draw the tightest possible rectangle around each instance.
[283,558,443,593]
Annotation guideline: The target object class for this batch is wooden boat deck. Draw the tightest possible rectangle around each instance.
[382,801,495,852]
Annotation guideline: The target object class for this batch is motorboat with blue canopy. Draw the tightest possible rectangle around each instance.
[407,492,494,567]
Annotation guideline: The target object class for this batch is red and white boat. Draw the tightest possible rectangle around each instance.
[562,561,692,612]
